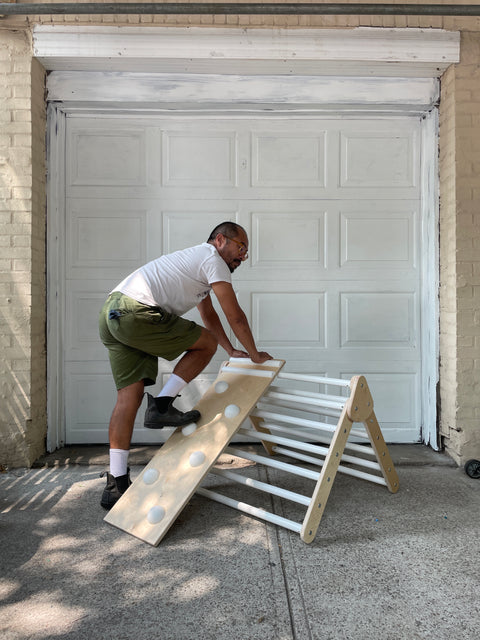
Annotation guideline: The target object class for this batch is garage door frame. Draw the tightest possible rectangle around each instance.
[42,26,458,452]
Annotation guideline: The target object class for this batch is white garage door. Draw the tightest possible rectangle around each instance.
[63,113,424,444]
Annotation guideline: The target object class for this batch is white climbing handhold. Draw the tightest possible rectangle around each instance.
[224,404,240,418]
[147,505,165,525]
[215,381,229,394]
[189,451,206,467]
[182,423,197,436]
[143,468,159,485]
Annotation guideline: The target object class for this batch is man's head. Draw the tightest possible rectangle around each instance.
[207,221,249,273]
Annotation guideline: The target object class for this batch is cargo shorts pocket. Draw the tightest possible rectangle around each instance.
[134,305,170,326]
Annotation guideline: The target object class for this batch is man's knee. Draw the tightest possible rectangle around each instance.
[117,381,144,409]
[203,329,218,356]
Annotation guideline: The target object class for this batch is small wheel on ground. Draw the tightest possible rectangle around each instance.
[464,459,480,479]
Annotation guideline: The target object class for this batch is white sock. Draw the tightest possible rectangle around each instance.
[157,373,187,399]
[109,448,129,477]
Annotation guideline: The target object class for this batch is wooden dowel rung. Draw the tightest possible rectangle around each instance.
[269,385,346,404]
[277,372,351,387]
[256,398,342,419]
[257,421,375,456]
[239,427,330,457]
[196,487,303,533]
[225,446,319,481]
[251,408,335,432]
[253,405,370,436]
[210,468,311,506]
[264,390,345,410]
[241,427,381,471]
[272,447,387,486]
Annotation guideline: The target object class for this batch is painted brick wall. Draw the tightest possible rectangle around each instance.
[0,31,46,468]
[442,32,480,463]
[30,58,48,464]
[2,0,480,30]
[439,64,458,449]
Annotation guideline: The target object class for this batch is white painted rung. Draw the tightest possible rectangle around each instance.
[272,447,388,487]
[210,468,311,506]
[226,446,319,481]
[277,372,351,387]
[252,404,370,435]
[229,357,284,368]
[239,427,330,457]
[264,390,345,410]
[196,487,303,534]
[222,365,275,378]
[251,409,338,434]
[256,398,343,420]
[259,422,376,457]
[240,428,381,471]
[269,385,346,405]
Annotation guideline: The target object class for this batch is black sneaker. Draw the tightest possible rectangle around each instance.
[100,468,132,510]
[144,392,201,429]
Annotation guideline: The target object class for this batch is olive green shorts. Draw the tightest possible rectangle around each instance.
[99,292,202,390]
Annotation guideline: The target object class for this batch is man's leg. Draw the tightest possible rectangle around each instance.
[146,328,218,428]
[101,381,145,510]
[173,327,218,382]
[109,380,145,450]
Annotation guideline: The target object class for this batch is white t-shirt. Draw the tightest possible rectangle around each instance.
[112,243,231,316]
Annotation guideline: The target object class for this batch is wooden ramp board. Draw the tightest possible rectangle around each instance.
[104,358,285,546]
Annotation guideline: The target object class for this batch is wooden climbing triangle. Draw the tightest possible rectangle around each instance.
[105,359,399,546]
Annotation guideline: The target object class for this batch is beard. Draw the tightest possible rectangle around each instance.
[228,259,241,273]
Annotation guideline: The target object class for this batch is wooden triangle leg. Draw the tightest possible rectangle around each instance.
[300,407,353,543]
[363,411,400,493]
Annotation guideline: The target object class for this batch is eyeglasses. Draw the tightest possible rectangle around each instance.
[223,234,248,259]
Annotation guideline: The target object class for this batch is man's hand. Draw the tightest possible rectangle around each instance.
[250,351,274,364]
[229,349,250,358]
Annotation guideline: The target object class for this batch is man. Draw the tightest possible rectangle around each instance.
[99,221,273,509]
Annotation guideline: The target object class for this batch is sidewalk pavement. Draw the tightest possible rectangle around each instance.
[1,444,479,640]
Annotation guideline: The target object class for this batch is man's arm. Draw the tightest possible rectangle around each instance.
[207,281,272,364]
[197,293,247,357]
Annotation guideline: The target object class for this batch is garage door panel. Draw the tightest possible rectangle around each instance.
[339,123,419,189]
[252,291,326,346]
[66,200,151,277]
[65,290,109,361]
[162,130,238,187]
[251,209,326,268]
[251,131,326,188]
[67,128,148,188]
[162,206,240,254]
[340,291,417,348]
[339,208,416,269]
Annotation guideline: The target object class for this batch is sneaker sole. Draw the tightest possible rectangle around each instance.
[144,414,200,429]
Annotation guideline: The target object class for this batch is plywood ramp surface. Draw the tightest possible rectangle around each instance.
[104,359,285,546]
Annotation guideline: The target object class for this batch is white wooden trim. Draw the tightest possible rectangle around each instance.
[46,104,67,451]
[420,109,440,450]
[46,72,439,112]
[34,26,459,77]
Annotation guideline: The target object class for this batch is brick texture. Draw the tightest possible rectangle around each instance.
[442,32,480,463]
[0,31,46,468]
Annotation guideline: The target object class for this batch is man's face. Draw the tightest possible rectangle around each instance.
[217,230,249,273]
